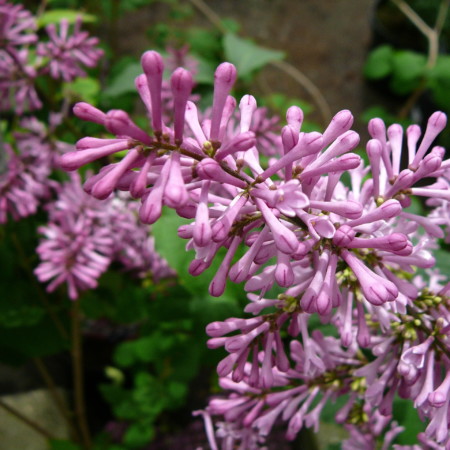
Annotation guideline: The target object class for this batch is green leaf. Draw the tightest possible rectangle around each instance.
[427,55,450,109]
[186,28,222,61]
[49,440,81,450]
[193,56,216,84]
[37,10,96,28]
[0,314,69,365]
[123,422,154,448]
[114,341,137,367]
[0,305,45,328]
[434,248,450,280]
[63,77,100,105]
[392,396,426,444]
[223,33,285,77]
[364,45,394,79]
[390,50,426,95]
[103,62,142,98]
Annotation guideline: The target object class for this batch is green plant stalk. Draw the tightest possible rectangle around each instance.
[71,299,92,449]
[391,0,450,118]
[33,357,80,442]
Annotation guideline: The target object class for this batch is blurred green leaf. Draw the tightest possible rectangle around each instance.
[390,50,426,95]
[114,341,137,367]
[186,28,222,61]
[194,56,216,84]
[434,248,450,279]
[364,45,394,79]
[0,315,69,365]
[428,55,450,110]
[392,396,426,444]
[49,440,81,450]
[63,77,100,105]
[37,10,96,28]
[123,422,154,448]
[223,33,285,77]
[103,62,142,98]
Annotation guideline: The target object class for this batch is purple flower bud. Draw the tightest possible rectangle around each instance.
[196,158,247,188]
[286,105,304,131]
[210,62,237,141]
[384,169,414,198]
[91,149,140,199]
[275,251,294,287]
[105,110,152,145]
[184,109,207,153]
[164,152,189,208]
[406,124,421,164]
[410,111,447,170]
[171,67,193,142]
[368,117,386,143]
[367,138,382,198]
[308,130,359,169]
[255,198,299,254]
[225,322,270,353]
[346,199,401,227]
[258,132,323,181]
[139,158,171,224]
[73,102,106,125]
[428,371,450,408]
[341,250,398,304]
[332,224,356,246]
[239,95,257,132]
[387,124,403,176]
[215,131,256,160]
[309,199,362,219]
[401,336,434,369]
[209,236,241,296]
[60,139,131,171]
[322,109,354,147]
[141,50,164,134]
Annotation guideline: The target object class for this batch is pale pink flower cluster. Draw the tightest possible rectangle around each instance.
[61,49,450,448]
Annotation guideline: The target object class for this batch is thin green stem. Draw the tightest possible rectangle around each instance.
[71,300,91,448]
[32,357,80,442]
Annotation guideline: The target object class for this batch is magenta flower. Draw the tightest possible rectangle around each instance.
[37,17,103,82]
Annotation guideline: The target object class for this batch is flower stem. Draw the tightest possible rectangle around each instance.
[71,299,91,448]
[32,357,80,442]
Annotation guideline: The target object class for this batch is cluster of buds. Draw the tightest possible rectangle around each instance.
[61,49,450,448]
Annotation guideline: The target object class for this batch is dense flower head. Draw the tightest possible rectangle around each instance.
[0,6,103,113]
[35,174,173,299]
[0,0,37,49]
[37,17,104,82]
[61,49,450,447]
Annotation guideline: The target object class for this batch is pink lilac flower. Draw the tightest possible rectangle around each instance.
[0,0,37,49]
[61,49,450,447]
[0,47,41,113]
[37,17,104,82]
[35,174,173,299]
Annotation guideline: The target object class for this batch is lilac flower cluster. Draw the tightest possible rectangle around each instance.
[0,0,103,113]
[60,49,450,448]
[35,173,173,300]
[0,116,58,223]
